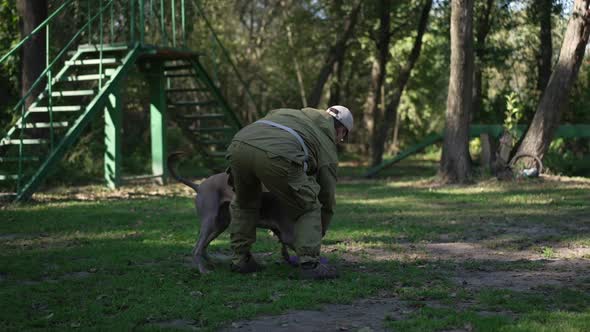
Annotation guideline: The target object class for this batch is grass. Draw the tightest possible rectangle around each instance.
[1,158,589,331]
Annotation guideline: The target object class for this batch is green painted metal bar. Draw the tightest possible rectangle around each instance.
[189,58,242,129]
[104,89,122,189]
[15,45,141,202]
[181,0,186,47]
[149,61,168,185]
[46,22,54,150]
[194,2,262,118]
[17,104,25,192]
[210,33,218,85]
[364,124,590,178]
[11,1,115,113]
[87,0,92,43]
[0,0,74,65]
[364,133,443,178]
[139,0,145,45]
[171,0,176,47]
[99,0,104,89]
[1,50,84,143]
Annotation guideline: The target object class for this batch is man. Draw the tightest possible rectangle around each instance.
[226,105,353,280]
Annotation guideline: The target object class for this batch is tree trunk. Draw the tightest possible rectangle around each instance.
[328,59,344,106]
[306,1,361,108]
[285,23,307,107]
[366,0,391,166]
[17,0,47,110]
[536,0,554,91]
[514,0,590,161]
[472,0,494,121]
[371,0,432,167]
[439,0,474,184]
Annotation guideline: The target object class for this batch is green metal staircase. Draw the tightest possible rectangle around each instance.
[163,57,241,171]
[1,44,140,200]
[0,1,255,201]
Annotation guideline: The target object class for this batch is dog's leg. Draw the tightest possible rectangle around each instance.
[200,203,232,262]
[201,224,229,260]
[192,215,218,274]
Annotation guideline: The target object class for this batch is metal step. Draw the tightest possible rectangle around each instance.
[0,192,17,199]
[0,138,49,145]
[0,175,19,181]
[77,43,128,52]
[164,73,194,78]
[0,156,40,162]
[179,113,226,120]
[48,90,95,97]
[56,72,114,82]
[171,101,217,107]
[65,58,118,66]
[191,126,235,133]
[17,121,69,129]
[165,88,208,93]
[29,106,82,112]
[164,64,193,71]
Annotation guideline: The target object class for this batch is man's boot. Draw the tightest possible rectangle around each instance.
[230,253,264,274]
[299,261,339,280]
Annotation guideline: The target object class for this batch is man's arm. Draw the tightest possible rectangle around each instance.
[317,164,337,237]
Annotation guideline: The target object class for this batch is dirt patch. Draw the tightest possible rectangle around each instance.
[222,240,590,331]
[0,233,22,241]
[222,297,407,332]
[453,268,583,291]
[146,319,200,331]
[339,241,590,290]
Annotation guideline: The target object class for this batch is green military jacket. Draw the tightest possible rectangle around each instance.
[232,107,338,232]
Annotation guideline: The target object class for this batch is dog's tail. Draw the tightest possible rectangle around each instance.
[167,152,200,193]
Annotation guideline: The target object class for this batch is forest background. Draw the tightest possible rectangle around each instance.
[0,0,588,184]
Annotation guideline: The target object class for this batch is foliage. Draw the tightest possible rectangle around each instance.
[0,0,588,180]
[503,92,524,140]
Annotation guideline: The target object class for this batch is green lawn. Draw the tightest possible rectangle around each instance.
[1,162,589,331]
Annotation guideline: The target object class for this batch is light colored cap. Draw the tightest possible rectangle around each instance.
[326,105,353,132]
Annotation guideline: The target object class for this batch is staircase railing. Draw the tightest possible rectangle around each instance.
[0,0,260,195]
[0,0,124,192]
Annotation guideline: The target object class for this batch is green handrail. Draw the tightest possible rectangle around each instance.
[0,0,74,65]
[11,0,115,114]
[2,0,259,196]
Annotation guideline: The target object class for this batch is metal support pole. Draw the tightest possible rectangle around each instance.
[149,61,168,184]
[104,90,122,189]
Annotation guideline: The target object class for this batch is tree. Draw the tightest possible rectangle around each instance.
[17,0,47,110]
[513,0,590,161]
[364,0,391,160]
[472,0,495,120]
[439,0,474,183]
[532,0,554,92]
[370,0,432,167]
[306,1,361,108]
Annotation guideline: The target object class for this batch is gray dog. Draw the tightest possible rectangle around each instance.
[167,152,297,274]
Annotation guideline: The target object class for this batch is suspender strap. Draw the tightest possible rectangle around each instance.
[256,120,309,172]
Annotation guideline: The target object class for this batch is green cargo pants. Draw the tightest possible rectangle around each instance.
[227,141,322,265]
